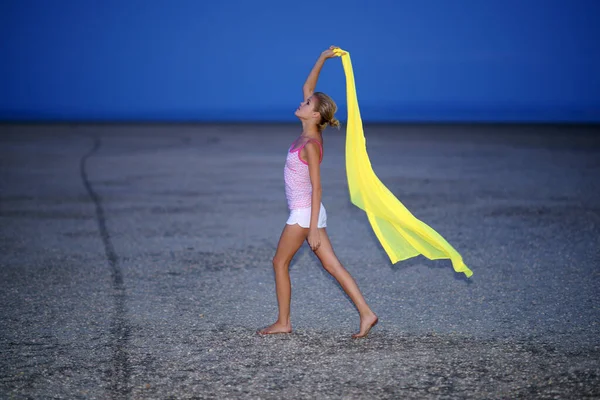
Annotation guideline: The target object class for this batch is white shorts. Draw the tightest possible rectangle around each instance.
[286,203,327,228]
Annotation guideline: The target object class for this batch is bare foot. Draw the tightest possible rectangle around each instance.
[352,313,378,339]
[257,321,292,335]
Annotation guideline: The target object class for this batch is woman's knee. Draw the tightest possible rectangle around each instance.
[322,259,343,274]
[272,256,289,270]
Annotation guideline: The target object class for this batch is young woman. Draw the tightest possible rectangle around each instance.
[258,46,378,338]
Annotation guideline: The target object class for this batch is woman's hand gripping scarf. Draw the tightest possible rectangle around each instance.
[333,48,473,278]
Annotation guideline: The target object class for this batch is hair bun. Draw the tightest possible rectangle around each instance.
[328,118,341,129]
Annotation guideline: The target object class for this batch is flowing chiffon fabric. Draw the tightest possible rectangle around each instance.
[333,48,473,278]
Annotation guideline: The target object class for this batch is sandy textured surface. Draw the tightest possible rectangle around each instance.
[1,123,599,399]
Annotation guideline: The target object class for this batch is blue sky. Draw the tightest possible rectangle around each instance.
[1,0,599,121]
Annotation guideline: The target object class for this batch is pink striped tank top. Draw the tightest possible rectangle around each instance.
[284,138,323,210]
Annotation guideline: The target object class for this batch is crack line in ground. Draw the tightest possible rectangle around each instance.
[80,137,131,398]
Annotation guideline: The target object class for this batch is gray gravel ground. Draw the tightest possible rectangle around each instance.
[1,123,599,399]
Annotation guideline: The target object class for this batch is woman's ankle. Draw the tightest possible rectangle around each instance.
[359,309,376,318]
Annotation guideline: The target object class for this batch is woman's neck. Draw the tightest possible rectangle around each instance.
[300,128,321,140]
[301,131,321,139]
[300,120,321,138]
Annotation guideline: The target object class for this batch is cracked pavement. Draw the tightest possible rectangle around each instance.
[1,123,599,399]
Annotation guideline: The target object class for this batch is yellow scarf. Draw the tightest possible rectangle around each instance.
[333,48,473,278]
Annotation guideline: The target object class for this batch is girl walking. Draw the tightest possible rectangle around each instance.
[258,46,378,338]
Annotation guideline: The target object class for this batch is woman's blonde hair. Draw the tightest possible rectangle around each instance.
[313,92,341,131]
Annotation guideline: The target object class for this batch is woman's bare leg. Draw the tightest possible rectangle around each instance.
[313,228,378,338]
[257,224,308,335]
